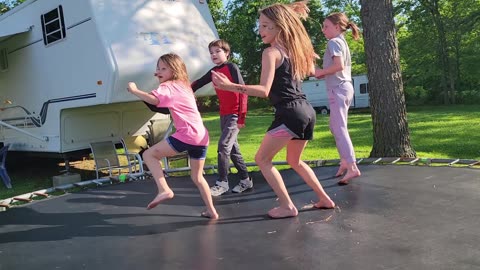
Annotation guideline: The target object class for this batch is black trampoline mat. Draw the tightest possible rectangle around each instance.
[1,165,480,270]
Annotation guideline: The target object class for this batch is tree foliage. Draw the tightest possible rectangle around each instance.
[397,0,480,105]
[207,0,478,106]
[0,0,26,14]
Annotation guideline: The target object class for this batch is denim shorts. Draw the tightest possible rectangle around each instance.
[166,136,207,160]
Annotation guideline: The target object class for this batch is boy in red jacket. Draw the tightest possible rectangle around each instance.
[192,39,252,196]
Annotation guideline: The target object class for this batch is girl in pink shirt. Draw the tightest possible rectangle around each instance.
[127,53,218,219]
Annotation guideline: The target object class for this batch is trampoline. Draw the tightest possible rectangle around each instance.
[1,164,479,270]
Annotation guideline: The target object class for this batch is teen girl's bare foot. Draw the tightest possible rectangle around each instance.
[146,191,174,210]
[267,206,299,219]
[201,210,219,220]
[338,169,361,185]
[314,198,336,209]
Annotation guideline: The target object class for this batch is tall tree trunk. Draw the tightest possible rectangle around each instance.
[360,0,416,158]
[419,0,452,104]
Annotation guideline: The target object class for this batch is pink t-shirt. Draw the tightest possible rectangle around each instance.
[151,81,209,146]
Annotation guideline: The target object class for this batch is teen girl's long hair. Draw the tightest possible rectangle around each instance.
[260,1,315,81]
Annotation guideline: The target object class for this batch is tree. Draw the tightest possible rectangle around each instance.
[0,0,26,14]
[360,0,416,158]
[397,0,480,105]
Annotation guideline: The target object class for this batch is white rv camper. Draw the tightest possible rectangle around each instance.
[301,75,369,114]
[0,0,217,158]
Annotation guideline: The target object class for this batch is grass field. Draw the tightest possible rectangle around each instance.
[1,104,479,200]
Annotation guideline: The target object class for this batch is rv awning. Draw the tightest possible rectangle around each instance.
[0,24,33,42]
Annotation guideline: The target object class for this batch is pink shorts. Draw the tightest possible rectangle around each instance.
[267,124,298,139]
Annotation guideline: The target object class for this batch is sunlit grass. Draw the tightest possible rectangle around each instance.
[2,104,480,200]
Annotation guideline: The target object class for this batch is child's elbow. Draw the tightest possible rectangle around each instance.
[259,91,269,98]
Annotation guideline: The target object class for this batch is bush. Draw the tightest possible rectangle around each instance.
[405,85,428,105]
[197,96,219,112]
[457,90,480,104]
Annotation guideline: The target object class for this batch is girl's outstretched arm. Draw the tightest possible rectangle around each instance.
[127,82,159,105]
[211,47,279,98]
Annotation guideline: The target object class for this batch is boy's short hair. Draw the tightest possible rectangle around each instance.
[208,39,231,57]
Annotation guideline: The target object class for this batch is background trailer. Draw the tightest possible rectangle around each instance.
[0,0,217,158]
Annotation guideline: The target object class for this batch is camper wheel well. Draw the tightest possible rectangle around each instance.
[314,106,329,115]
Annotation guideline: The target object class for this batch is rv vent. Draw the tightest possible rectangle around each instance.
[41,5,66,46]
[0,48,7,71]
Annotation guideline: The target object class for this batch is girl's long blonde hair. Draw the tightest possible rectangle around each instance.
[158,53,191,86]
[260,1,315,81]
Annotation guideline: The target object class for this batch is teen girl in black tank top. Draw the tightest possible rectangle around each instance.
[268,47,316,140]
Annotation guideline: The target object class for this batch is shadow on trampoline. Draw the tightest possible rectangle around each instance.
[1,164,479,270]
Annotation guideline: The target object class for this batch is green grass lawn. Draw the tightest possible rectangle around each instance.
[202,104,480,166]
[2,104,480,200]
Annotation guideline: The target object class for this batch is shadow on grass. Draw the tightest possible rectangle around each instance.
[1,156,98,200]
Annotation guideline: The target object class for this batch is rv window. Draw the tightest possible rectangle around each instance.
[0,49,7,71]
[360,83,368,94]
[41,5,66,46]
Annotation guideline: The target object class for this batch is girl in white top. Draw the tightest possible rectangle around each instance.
[315,12,361,185]
[127,53,218,219]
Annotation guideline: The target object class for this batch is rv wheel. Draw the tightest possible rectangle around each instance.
[315,107,329,115]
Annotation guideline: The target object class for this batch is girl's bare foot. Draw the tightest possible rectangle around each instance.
[335,160,348,177]
[267,206,298,219]
[338,169,361,185]
[314,198,336,209]
[201,210,219,220]
[147,191,174,210]
[335,166,348,177]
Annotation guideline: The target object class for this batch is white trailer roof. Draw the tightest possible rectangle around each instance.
[0,24,33,42]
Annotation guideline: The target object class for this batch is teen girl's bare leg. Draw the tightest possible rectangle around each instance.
[190,158,219,219]
[286,140,335,209]
[255,134,298,218]
[142,140,177,209]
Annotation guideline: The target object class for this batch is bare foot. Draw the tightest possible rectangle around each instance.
[335,166,348,177]
[314,198,336,209]
[201,210,219,220]
[338,170,361,185]
[267,206,298,219]
[335,160,348,177]
[146,191,174,210]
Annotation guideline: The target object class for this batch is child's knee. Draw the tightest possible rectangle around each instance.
[190,173,204,185]
[287,157,301,169]
[143,148,155,160]
[255,153,270,168]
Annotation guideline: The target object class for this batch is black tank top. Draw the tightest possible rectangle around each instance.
[268,53,307,107]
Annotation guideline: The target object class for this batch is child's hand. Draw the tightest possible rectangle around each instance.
[211,70,231,89]
[127,82,138,93]
[315,68,325,79]
[237,123,245,129]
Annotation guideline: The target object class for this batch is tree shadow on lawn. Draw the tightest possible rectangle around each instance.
[1,156,98,199]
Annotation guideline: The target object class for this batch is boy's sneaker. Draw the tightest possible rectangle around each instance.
[232,177,253,193]
[210,181,229,196]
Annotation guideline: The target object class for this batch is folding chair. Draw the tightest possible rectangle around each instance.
[0,144,12,189]
[89,140,144,180]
